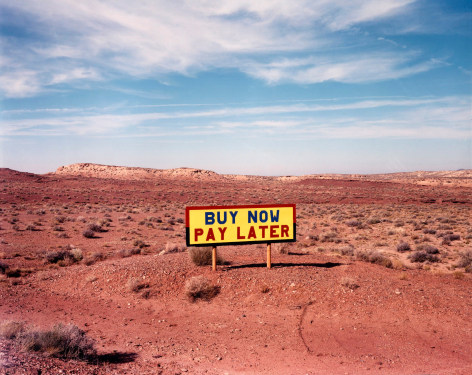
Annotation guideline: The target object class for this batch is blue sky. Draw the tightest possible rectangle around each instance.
[0,0,471,175]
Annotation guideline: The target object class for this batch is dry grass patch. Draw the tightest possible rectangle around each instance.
[188,247,224,266]
[126,277,149,293]
[185,276,220,302]
[0,320,26,339]
[1,321,96,361]
[340,277,359,290]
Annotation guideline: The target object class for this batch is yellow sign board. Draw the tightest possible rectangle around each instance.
[186,204,296,246]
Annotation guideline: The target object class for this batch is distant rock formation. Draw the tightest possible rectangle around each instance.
[55,163,220,180]
[53,163,472,187]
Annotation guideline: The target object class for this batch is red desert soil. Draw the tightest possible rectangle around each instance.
[1,163,471,374]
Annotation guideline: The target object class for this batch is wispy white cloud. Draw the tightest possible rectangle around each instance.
[243,54,442,84]
[1,96,469,140]
[0,0,439,97]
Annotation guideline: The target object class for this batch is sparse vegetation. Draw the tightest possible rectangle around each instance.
[184,276,220,302]
[457,250,472,269]
[82,229,95,238]
[0,320,26,339]
[19,323,96,360]
[126,277,149,292]
[165,242,186,253]
[356,250,393,268]
[408,251,440,263]
[0,261,9,274]
[396,241,411,252]
[340,277,359,290]
[188,247,224,266]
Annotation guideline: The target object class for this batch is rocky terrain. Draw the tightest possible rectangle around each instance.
[1,164,471,374]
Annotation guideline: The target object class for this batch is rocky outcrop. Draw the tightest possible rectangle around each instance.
[55,163,220,181]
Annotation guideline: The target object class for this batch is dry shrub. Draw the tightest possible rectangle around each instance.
[133,240,148,249]
[416,244,439,254]
[5,268,23,278]
[87,223,104,233]
[82,229,95,238]
[391,258,405,270]
[260,285,270,293]
[84,252,105,266]
[0,261,9,274]
[356,250,393,268]
[126,277,149,293]
[185,276,220,302]
[340,277,359,290]
[457,250,472,269]
[165,242,186,253]
[188,247,224,266]
[396,242,411,252]
[336,245,354,256]
[117,248,141,258]
[320,231,341,243]
[408,251,439,263]
[18,323,96,360]
[0,320,26,339]
[45,248,82,265]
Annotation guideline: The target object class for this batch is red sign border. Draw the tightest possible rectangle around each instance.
[185,204,296,247]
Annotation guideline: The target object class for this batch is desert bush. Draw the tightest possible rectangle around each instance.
[5,268,23,278]
[188,247,224,266]
[165,242,186,253]
[133,240,148,249]
[336,245,355,256]
[87,223,104,233]
[82,229,95,238]
[438,232,460,246]
[84,252,105,266]
[0,321,26,339]
[117,248,141,258]
[18,323,96,360]
[0,261,9,274]
[416,244,439,254]
[367,217,381,225]
[320,231,341,243]
[126,277,149,292]
[45,250,69,264]
[345,220,361,228]
[356,250,393,268]
[45,248,82,264]
[396,242,411,252]
[340,277,359,290]
[457,250,472,268]
[185,276,220,302]
[408,251,439,263]
[444,233,460,242]
[70,248,83,262]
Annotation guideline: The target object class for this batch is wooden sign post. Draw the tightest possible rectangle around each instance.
[212,246,217,271]
[267,243,271,269]
[186,204,296,271]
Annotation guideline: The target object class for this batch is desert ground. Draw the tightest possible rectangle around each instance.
[1,163,471,374]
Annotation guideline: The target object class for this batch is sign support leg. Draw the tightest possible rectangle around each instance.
[212,246,217,271]
[267,243,271,269]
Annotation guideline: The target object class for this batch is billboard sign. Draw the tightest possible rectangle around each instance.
[186,204,296,247]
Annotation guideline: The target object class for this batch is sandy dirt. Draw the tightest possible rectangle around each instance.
[1,164,471,374]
